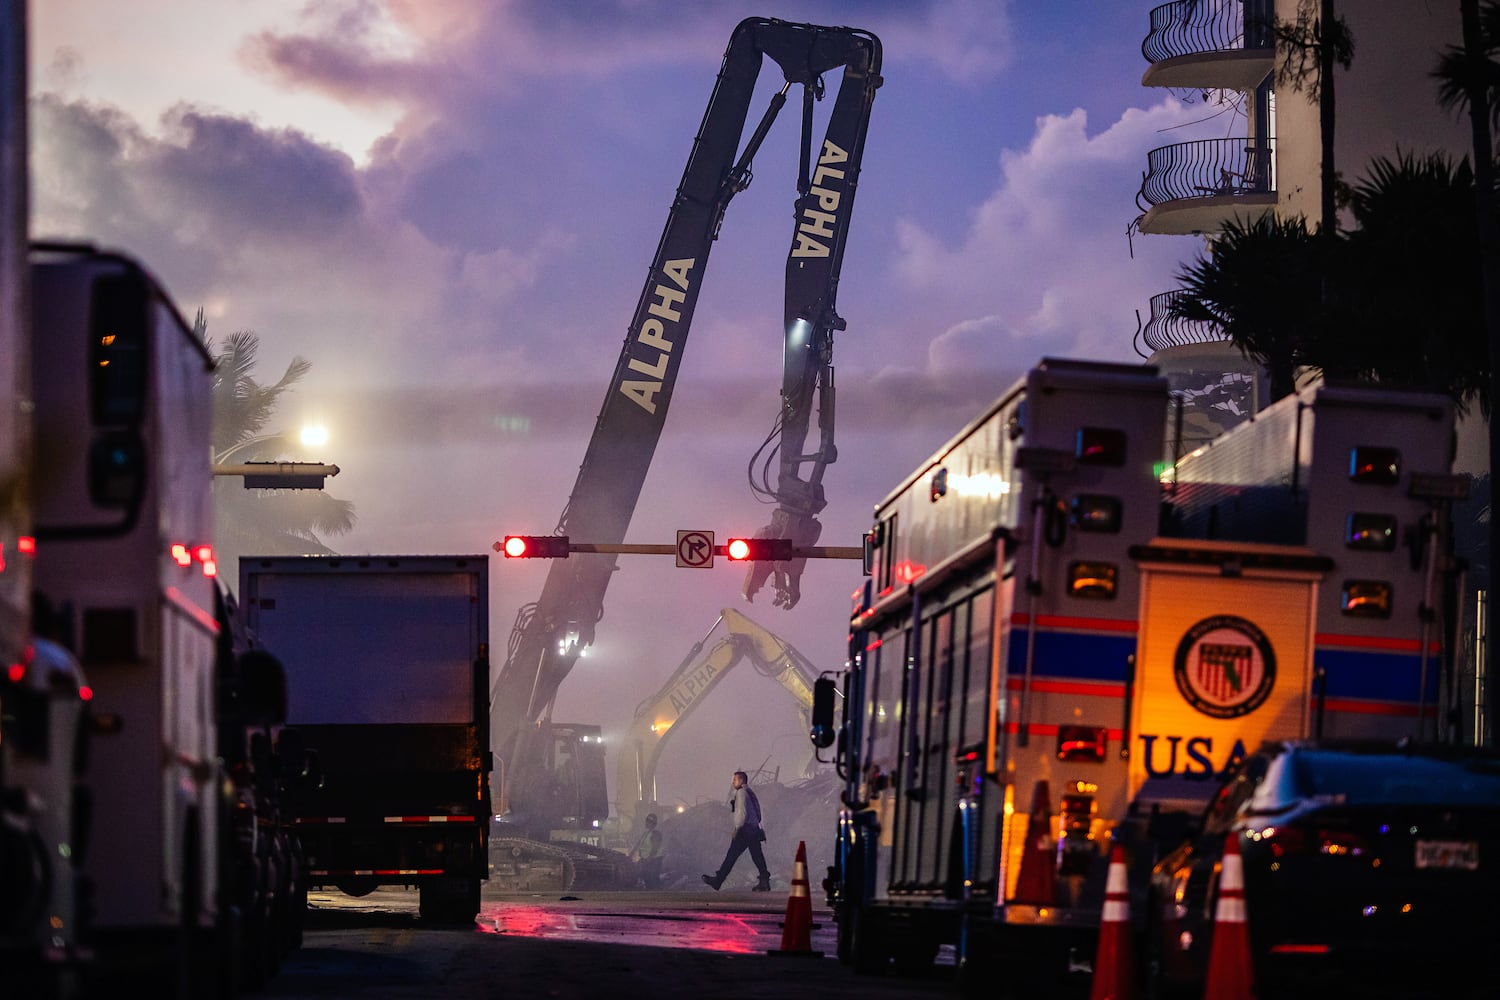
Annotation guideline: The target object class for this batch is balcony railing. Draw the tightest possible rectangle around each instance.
[1136,290,1228,356]
[1135,136,1275,212]
[1142,0,1274,63]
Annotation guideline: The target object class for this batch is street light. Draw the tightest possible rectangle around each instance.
[213,430,338,490]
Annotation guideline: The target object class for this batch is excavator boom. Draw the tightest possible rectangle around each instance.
[616,607,822,832]
[491,18,881,824]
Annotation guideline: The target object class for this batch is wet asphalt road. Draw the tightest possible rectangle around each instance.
[258,886,958,999]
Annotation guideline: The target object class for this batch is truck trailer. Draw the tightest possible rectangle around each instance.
[238,554,491,923]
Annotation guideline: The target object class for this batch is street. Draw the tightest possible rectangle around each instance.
[258,886,958,999]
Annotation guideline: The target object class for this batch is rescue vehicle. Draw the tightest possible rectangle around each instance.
[814,358,1466,992]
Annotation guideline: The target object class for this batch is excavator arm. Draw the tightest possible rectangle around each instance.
[741,26,882,612]
[491,18,881,812]
[615,607,821,833]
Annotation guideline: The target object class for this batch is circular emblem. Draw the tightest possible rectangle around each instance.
[1173,615,1276,719]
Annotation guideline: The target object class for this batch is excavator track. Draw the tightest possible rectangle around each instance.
[488,837,634,892]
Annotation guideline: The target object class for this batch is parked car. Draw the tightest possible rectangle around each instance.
[1144,739,1500,999]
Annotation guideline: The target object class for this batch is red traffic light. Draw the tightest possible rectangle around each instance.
[499,535,570,558]
[724,537,793,561]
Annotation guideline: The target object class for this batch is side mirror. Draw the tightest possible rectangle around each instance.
[809,676,837,749]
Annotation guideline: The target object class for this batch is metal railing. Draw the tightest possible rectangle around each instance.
[1136,289,1228,356]
[1142,0,1275,63]
[1135,136,1275,212]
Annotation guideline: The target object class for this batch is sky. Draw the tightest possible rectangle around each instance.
[28,0,1239,815]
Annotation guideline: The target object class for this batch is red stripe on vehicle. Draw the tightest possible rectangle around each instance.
[1011,613,1137,633]
[1319,698,1437,718]
[1005,678,1125,698]
[1315,633,1438,653]
[382,815,475,824]
[310,868,447,876]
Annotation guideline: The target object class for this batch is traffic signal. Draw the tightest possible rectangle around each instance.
[501,535,571,558]
[724,537,793,561]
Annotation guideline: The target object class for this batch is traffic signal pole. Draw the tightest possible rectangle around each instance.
[493,539,862,560]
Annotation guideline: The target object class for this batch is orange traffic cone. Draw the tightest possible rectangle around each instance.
[769,840,822,957]
[1088,844,1135,1000]
[1202,833,1255,1000]
[1011,780,1057,905]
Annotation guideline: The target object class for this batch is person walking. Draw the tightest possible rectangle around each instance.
[702,770,772,891]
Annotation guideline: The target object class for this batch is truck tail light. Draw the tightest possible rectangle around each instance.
[1345,513,1398,551]
[170,542,217,575]
[1056,725,1107,762]
[1341,580,1391,618]
[1076,427,1127,466]
[1071,494,1122,533]
[1068,561,1117,599]
[1349,446,1401,485]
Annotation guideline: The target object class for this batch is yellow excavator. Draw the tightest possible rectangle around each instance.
[615,607,821,837]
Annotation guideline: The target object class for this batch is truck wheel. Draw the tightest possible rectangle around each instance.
[851,906,889,976]
[835,903,855,965]
[834,849,865,965]
[286,859,309,952]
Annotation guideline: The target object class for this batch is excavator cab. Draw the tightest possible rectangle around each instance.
[499,721,609,844]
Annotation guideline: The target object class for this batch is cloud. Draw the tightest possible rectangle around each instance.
[150,107,362,237]
[872,0,1016,84]
[27,1,1209,808]
[28,92,567,388]
[885,97,1210,370]
[243,0,1016,114]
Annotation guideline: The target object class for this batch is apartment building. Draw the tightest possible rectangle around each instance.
[1131,0,1472,451]
[1130,0,1488,741]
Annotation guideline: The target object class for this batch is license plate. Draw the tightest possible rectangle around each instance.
[1415,839,1479,870]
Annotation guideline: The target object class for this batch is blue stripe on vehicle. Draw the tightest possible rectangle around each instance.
[1005,630,1136,683]
[1314,648,1435,702]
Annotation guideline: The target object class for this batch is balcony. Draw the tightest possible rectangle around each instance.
[1136,290,1228,356]
[1142,0,1275,91]
[1134,137,1275,235]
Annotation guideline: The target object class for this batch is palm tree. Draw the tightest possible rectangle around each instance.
[198,314,355,578]
[1171,154,1491,412]
[1433,0,1500,742]
[1169,214,1327,400]
[1337,151,1489,412]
